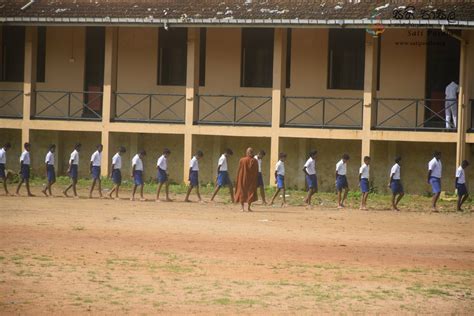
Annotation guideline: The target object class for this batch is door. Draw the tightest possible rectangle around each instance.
[83,27,105,118]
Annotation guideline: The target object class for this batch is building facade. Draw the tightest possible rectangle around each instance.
[1,0,474,193]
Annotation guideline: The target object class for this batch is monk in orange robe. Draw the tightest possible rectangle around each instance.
[235,147,259,212]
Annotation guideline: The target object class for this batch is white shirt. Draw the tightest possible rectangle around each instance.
[0,148,6,164]
[390,163,401,180]
[456,166,465,184]
[217,154,228,172]
[90,150,102,167]
[275,160,285,176]
[70,150,79,165]
[190,156,199,171]
[254,155,262,173]
[445,81,459,100]
[112,153,122,169]
[304,157,316,175]
[336,159,347,175]
[359,163,370,179]
[20,150,30,165]
[428,157,442,178]
[157,155,167,171]
[45,151,55,165]
[132,154,143,171]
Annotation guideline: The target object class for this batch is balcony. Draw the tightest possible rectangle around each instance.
[0,89,23,119]
[196,95,272,126]
[33,90,102,121]
[282,96,363,129]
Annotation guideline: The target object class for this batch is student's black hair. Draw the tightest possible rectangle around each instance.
[195,150,204,157]
[433,150,441,157]
[342,153,350,160]
[279,152,287,159]
[49,144,56,150]
[4,142,11,149]
[97,144,103,149]
[74,143,82,149]
[24,142,30,149]
[225,148,233,155]
[259,149,266,156]
[309,150,317,157]
[395,156,402,163]
[139,149,146,156]
[364,156,370,161]
[119,146,126,153]
[163,148,171,154]
[462,160,470,166]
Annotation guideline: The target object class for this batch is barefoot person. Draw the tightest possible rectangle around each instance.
[359,156,371,210]
[303,150,318,208]
[0,142,11,195]
[16,142,34,196]
[63,143,81,198]
[131,150,146,201]
[455,160,469,211]
[108,146,126,199]
[184,150,203,202]
[156,148,172,202]
[270,152,287,207]
[388,156,404,211]
[41,144,56,197]
[428,151,442,211]
[89,144,103,199]
[336,154,350,208]
[235,147,259,212]
[254,150,267,204]
[210,148,234,203]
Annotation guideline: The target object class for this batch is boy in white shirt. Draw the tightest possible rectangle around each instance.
[270,152,287,207]
[336,154,350,208]
[0,142,12,195]
[131,150,146,201]
[303,150,318,208]
[455,160,469,211]
[210,148,234,203]
[427,151,442,211]
[89,144,103,199]
[359,156,370,210]
[41,144,56,197]
[388,156,404,211]
[184,150,204,202]
[254,150,267,204]
[63,143,81,198]
[156,148,172,202]
[15,142,34,197]
[108,146,126,199]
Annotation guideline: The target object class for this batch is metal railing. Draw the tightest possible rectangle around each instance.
[34,90,103,120]
[374,98,457,131]
[0,89,23,118]
[114,92,185,123]
[197,95,272,126]
[283,96,363,129]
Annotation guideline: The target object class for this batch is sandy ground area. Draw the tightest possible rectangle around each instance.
[0,187,473,314]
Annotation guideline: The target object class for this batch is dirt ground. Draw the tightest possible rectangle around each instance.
[1,186,473,315]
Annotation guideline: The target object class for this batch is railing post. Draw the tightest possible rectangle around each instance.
[322,98,326,127]
[233,96,237,125]
[373,99,378,128]
[67,92,71,118]
[415,100,419,131]
[148,94,152,122]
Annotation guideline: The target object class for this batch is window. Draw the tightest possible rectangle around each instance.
[241,28,274,88]
[36,26,46,82]
[199,28,206,86]
[1,26,25,82]
[158,28,187,86]
[327,29,366,90]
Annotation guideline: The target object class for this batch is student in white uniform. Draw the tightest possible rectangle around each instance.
[427,151,442,211]
[388,156,404,211]
[41,144,56,197]
[335,154,350,208]
[89,144,103,199]
[63,143,81,198]
[15,142,34,197]
[108,146,126,199]
[210,148,234,203]
[270,152,287,207]
[254,150,267,205]
[445,80,459,128]
[455,160,469,211]
[156,148,172,202]
[184,150,204,202]
[0,142,12,195]
[131,150,146,201]
[359,156,371,210]
[303,150,318,208]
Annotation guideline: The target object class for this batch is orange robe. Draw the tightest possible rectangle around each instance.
[235,156,258,203]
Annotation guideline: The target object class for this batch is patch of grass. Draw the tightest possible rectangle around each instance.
[72,226,85,231]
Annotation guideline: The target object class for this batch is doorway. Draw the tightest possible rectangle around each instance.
[83,27,105,118]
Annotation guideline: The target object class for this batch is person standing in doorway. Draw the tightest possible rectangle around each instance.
[445,80,459,129]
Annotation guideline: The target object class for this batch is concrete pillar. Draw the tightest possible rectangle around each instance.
[22,26,38,146]
[269,28,287,185]
[361,34,379,162]
[183,28,200,183]
[456,33,468,166]
[101,27,118,176]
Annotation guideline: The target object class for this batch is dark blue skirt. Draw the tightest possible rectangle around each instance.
[306,174,317,189]
[257,172,264,188]
[360,178,369,193]
[133,170,144,185]
[390,180,404,194]
[217,171,231,187]
[21,164,30,180]
[91,166,101,180]
[336,175,348,191]
[112,169,122,185]
[189,170,199,187]
[277,174,285,189]
[457,183,467,196]
[47,165,56,182]
[157,168,168,183]
[0,163,5,178]
[69,164,78,180]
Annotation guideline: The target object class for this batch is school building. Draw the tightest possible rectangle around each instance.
[1,0,474,193]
